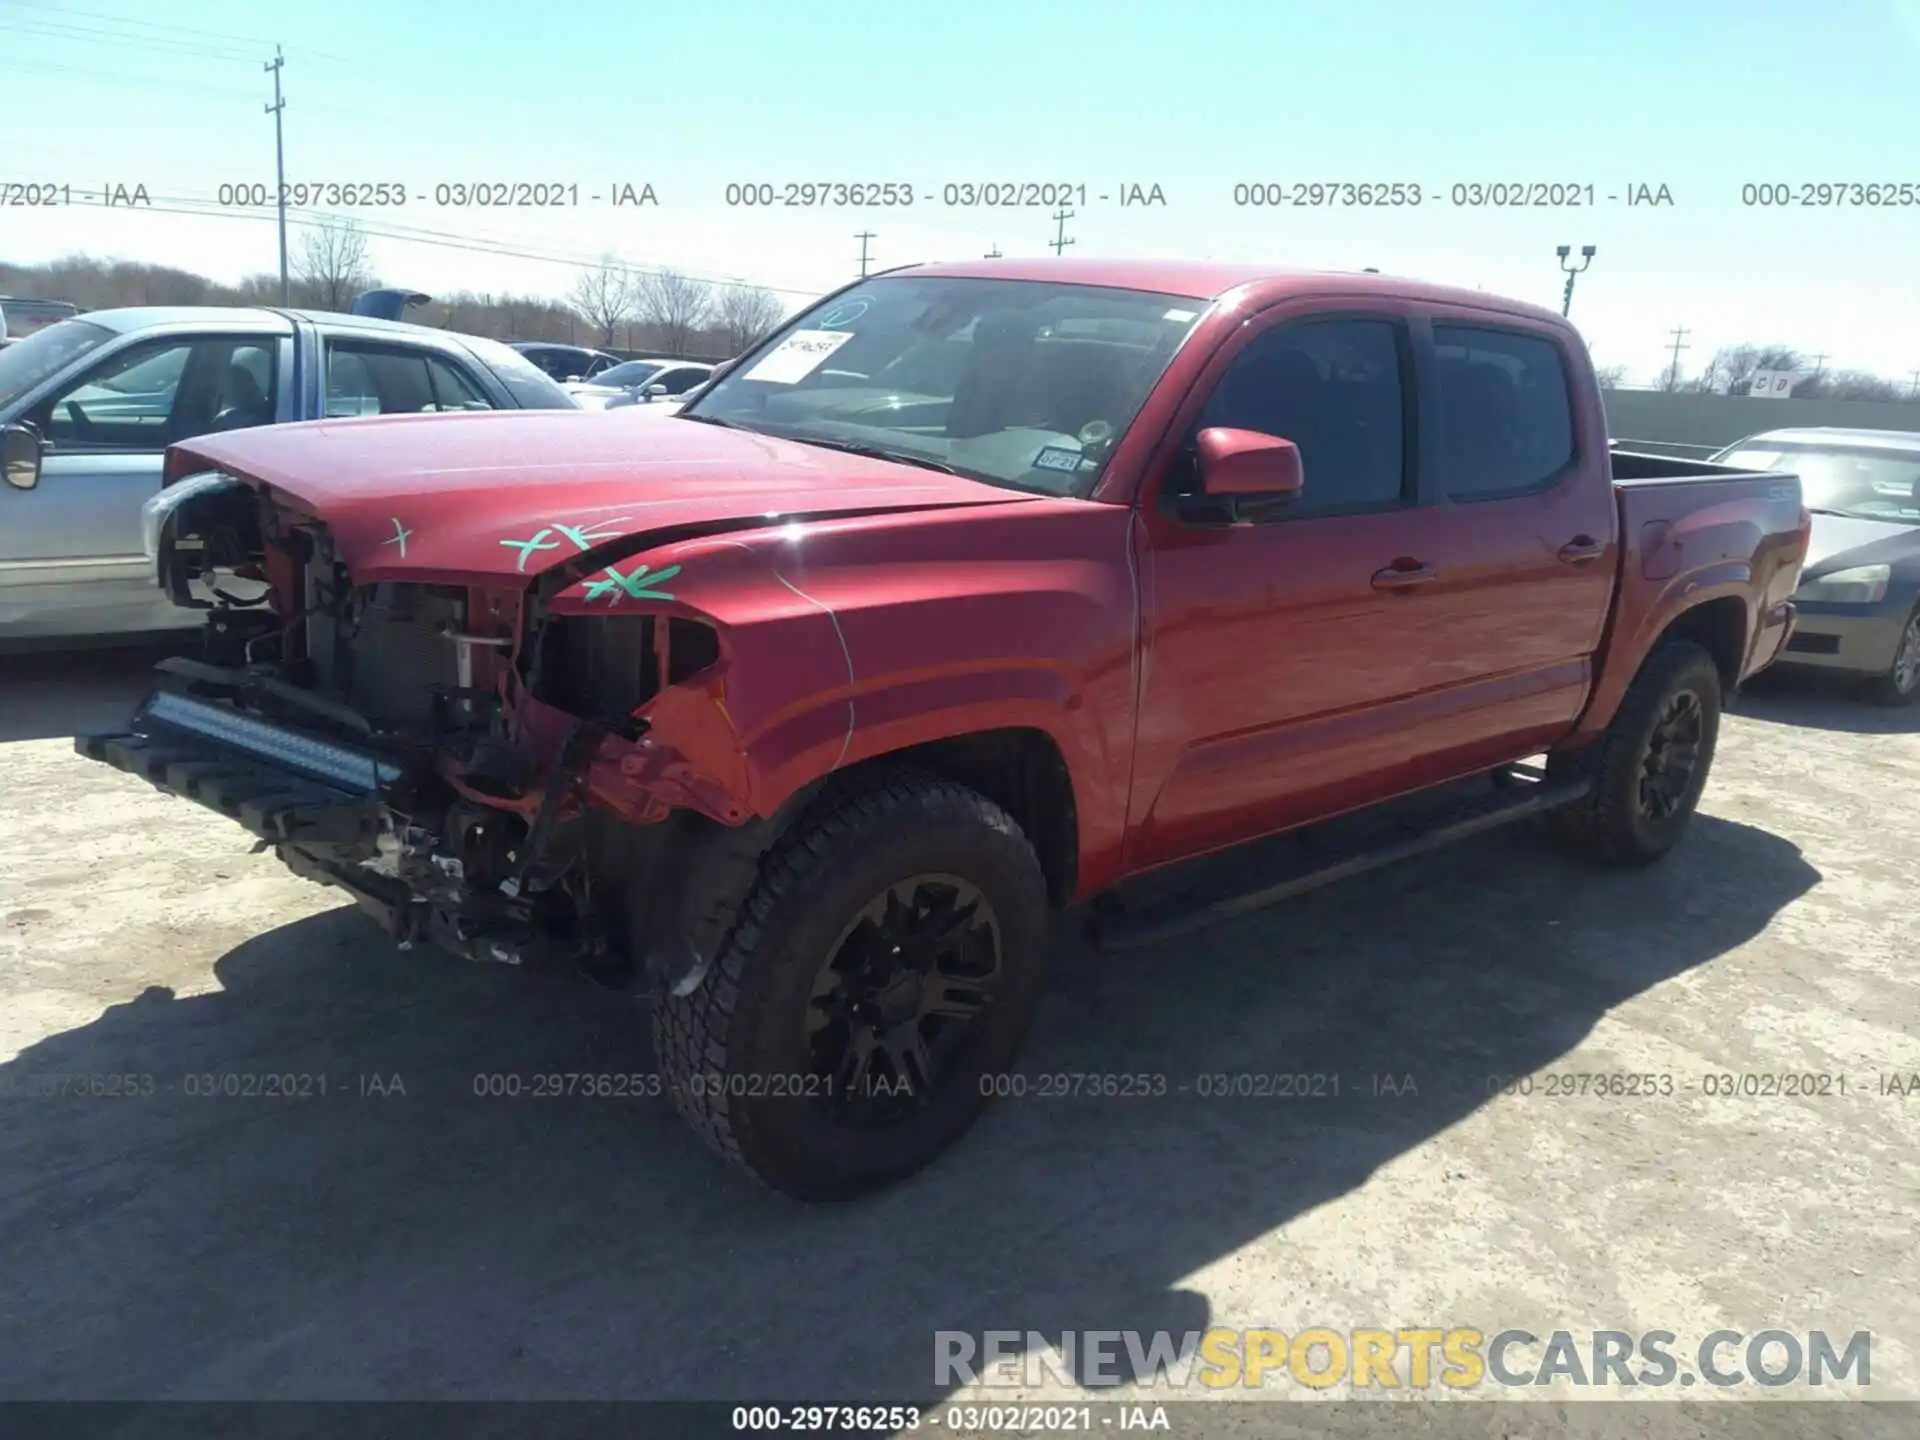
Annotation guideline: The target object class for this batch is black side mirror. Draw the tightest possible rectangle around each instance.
[3,422,44,491]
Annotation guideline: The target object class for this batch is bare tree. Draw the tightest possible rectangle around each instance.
[634,268,714,356]
[1686,343,1803,395]
[713,284,786,356]
[294,218,373,312]
[1793,368,1906,402]
[571,257,633,348]
[1593,362,1630,390]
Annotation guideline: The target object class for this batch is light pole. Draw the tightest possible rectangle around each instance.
[1557,244,1595,317]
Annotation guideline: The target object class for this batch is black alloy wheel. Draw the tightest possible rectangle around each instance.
[1636,688,1705,822]
[805,874,1003,1125]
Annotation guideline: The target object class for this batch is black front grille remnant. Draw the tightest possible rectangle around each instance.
[667,618,721,685]
[1785,632,1841,655]
[536,615,659,719]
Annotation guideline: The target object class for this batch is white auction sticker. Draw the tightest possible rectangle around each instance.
[742,329,857,384]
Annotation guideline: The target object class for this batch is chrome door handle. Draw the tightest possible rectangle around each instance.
[1372,563,1437,591]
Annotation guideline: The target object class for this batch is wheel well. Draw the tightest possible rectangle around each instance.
[838,728,1079,905]
[1659,596,1748,691]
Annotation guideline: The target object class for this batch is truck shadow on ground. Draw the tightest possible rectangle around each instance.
[0,813,1817,1405]
[1731,670,1920,735]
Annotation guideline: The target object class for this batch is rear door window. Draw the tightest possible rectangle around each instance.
[1433,325,1576,498]
[326,342,496,415]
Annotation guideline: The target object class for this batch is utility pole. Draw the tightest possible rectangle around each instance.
[1663,325,1691,391]
[1556,244,1595,318]
[855,231,877,278]
[984,244,1003,258]
[1049,208,1075,256]
[1810,352,1829,379]
[1908,369,1920,400]
[264,45,289,305]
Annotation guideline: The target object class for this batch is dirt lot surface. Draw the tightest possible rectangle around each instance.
[2,644,1916,1416]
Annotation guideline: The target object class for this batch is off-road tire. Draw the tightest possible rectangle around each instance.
[1863,605,1920,707]
[651,769,1050,1201]
[1545,639,1723,867]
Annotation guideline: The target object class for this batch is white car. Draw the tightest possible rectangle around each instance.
[564,358,714,410]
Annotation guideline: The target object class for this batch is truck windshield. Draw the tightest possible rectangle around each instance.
[0,319,114,413]
[682,276,1209,497]
[1721,446,1920,525]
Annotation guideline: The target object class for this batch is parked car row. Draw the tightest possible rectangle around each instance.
[1707,427,1920,704]
[0,295,82,350]
[564,358,714,410]
[0,304,578,642]
[53,257,1813,1199]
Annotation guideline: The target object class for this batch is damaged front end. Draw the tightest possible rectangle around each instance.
[84,473,764,995]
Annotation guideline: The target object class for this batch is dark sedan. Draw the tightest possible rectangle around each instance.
[1713,427,1920,704]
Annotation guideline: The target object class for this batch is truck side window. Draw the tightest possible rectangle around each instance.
[32,336,276,450]
[326,343,495,415]
[1433,325,1575,498]
[1179,319,1407,515]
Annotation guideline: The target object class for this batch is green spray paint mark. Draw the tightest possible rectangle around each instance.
[583,563,682,604]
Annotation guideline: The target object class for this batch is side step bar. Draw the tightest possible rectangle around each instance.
[1090,769,1591,952]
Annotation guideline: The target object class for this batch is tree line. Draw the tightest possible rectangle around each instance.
[1,221,790,360]
[1598,345,1913,401]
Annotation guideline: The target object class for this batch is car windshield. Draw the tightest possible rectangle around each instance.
[1720,445,1920,525]
[462,336,579,409]
[0,319,115,412]
[682,276,1210,497]
[592,361,665,388]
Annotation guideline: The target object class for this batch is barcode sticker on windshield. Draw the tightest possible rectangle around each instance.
[1163,308,1198,322]
[742,329,857,384]
[1032,445,1084,473]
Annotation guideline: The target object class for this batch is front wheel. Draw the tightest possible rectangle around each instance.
[652,770,1050,1201]
[1546,639,1723,866]
[1863,606,1920,707]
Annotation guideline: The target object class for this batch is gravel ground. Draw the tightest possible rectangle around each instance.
[1,644,1915,1417]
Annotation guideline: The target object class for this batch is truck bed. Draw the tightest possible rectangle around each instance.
[1569,448,1808,748]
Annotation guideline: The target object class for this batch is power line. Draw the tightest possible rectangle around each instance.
[1,183,829,300]
[4,0,351,56]
[0,16,262,63]
[0,55,259,99]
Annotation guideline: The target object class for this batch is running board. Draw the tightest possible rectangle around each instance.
[1090,771,1591,952]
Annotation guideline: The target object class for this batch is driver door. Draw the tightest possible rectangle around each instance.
[0,332,282,639]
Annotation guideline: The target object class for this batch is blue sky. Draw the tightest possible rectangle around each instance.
[4,0,1919,385]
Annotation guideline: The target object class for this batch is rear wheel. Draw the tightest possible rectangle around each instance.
[1863,606,1920,707]
[652,770,1049,1201]
[1546,639,1722,866]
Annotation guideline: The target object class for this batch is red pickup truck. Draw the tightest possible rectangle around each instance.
[58,259,1809,1199]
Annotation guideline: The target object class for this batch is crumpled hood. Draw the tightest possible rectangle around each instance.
[170,409,1032,584]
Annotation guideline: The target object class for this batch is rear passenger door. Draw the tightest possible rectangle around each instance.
[1400,314,1618,764]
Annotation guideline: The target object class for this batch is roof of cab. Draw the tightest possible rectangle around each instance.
[888,256,1567,323]
[67,306,458,339]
